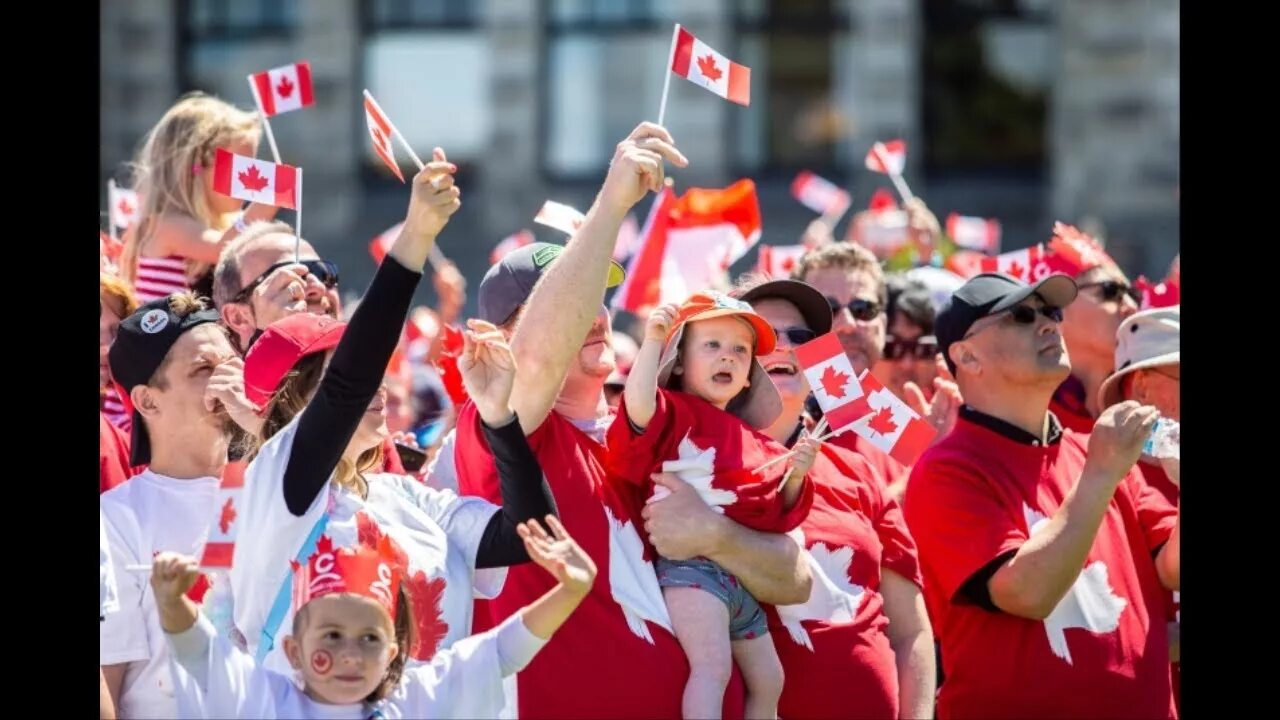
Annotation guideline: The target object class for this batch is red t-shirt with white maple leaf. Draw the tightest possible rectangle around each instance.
[765,443,922,719]
[453,401,746,719]
[904,416,1178,719]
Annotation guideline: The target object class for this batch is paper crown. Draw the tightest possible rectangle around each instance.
[291,533,406,620]
[1046,221,1117,276]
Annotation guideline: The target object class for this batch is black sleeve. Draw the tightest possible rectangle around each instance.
[956,550,1017,612]
[282,259,423,515]
[474,413,559,569]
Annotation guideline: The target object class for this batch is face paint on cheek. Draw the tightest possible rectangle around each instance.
[311,650,333,675]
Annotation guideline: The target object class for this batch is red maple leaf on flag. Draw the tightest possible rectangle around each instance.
[866,407,899,436]
[218,498,237,535]
[406,571,450,660]
[819,365,850,399]
[276,75,294,98]
[697,53,723,81]
[1004,260,1026,280]
[117,198,133,216]
[238,165,270,192]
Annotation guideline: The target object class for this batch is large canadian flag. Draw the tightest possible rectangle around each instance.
[249,61,314,117]
[794,332,867,431]
[671,25,750,106]
[212,148,298,209]
[843,371,936,466]
[612,179,762,315]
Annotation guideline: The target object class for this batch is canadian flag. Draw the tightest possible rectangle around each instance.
[108,183,139,230]
[794,332,867,431]
[843,371,937,466]
[671,25,750,106]
[100,231,124,265]
[369,221,404,265]
[199,462,246,569]
[1047,221,1114,275]
[364,93,405,182]
[947,213,1002,254]
[612,179,762,316]
[791,171,851,217]
[978,244,1053,283]
[212,148,298,209]
[491,229,535,265]
[757,244,806,279]
[534,200,586,236]
[249,61,314,117]
[865,140,906,176]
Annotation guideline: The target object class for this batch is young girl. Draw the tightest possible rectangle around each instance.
[229,155,557,676]
[153,514,595,718]
[608,291,819,719]
[122,92,279,301]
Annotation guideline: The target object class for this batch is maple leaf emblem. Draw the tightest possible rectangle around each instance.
[697,53,723,82]
[276,74,294,98]
[781,257,796,272]
[819,365,850,399]
[218,498,237,535]
[117,198,133,216]
[406,571,450,660]
[866,406,898,436]
[238,164,270,193]
[1005,260,1026,280]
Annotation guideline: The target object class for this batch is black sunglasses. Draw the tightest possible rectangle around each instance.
[1007,304,1064,325]
[884,335,938,360]
[772,326,817,346]
[1079,280,1140,304]
[826,297,882,322]
[232,259,340,304]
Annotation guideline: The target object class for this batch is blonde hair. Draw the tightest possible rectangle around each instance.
[792,243,888,306]
[122,92,261,286]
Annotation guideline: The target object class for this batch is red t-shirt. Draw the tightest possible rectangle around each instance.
[1050,375,1097,434]
[766,443,922,719]
[1138,459,1180,712]
[606,390,813,548]
[100,412,136,493]
[904,416,1178,719]
[828,430,908,493]
[453,401,745,719]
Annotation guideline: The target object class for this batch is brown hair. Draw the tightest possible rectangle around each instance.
[791,243,888,306]
[291,584,414,704]
[212,220,298,309]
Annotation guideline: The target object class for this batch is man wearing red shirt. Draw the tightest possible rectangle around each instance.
[906,272,1180,719]
[448,123,812,719]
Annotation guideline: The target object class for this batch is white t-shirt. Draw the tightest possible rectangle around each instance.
[100,509,119,620]
[232,417,505,676]
[169,612,544,719]
[100,470,222,719]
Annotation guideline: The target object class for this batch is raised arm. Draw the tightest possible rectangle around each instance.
[623,304,678,429]
[509,123,687,432]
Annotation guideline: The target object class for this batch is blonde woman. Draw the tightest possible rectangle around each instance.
[121,92,279,302]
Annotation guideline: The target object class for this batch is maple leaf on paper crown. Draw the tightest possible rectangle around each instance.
[819,365,851,399]
[407,571,450,660]
[866,407,898,436]
[276,75,294,98]
[697,54,723,81]
[218,498,237,535]
[238,165,270,192]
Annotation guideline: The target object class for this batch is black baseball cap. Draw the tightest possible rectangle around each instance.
[735,279,833,336]
[935,272,1078,374]
[478,242,626,325]
[108,295,221,465]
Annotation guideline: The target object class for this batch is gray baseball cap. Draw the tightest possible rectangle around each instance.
[478,242,626,325]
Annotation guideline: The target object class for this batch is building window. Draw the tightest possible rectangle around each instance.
[363,0,477,30]
[178,0,298,94]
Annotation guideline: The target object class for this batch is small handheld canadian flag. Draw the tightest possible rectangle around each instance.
[364,93,406,183]
[212,148,298,209]
[843,371,937,466]
[659,23,750,125]
[534,200,586,236]
[199,463,245,570]
[369,221,404,265]
[794,332,867,431]
[864,140,914,202]
[757,244,806,279]
[791,171,851,219]
[975,244,1052,283]
[491,229,536,264]
[248,61,314,117]
[107,180,139,230]
[946,213,1002,254]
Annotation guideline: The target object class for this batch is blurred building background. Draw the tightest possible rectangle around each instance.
[100,0,1179,312]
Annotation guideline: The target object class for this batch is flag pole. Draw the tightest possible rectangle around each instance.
[247,76,283,164]
[294,168,303,263]
[873,142,915,203]
[107,179,120,246]
[657,24,681,126]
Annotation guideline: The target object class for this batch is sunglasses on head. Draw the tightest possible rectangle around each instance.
[1079,280,1140,304]
[772,326,817,346]
[826,297,882,322]
[232,259,340,304]
[884,335,938,361]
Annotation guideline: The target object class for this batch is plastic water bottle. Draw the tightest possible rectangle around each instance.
[1143,418,1180,460]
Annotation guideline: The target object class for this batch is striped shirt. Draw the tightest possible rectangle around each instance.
[133,256,189,303]
[102,385,131,432]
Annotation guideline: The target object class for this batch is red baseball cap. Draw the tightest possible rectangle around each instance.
[244,313,346,411]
